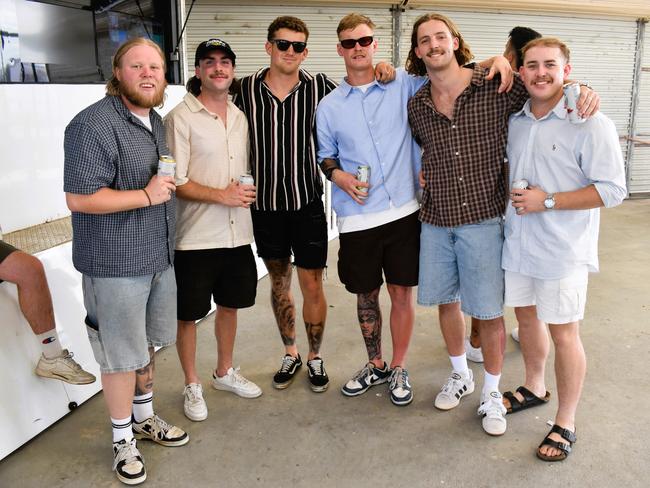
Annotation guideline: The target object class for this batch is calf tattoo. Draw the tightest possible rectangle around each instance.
[358,289,382,361]
[135,347,155,395]
[266,258,297,346]
[305,321,324,354]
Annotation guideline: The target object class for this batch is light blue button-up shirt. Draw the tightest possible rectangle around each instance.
[316,69,426,218]
[502,98,627,280]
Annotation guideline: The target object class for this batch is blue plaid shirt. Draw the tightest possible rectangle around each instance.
[64,95,175,277]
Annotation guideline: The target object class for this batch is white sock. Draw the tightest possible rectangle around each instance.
[132,393,154,423]
[449,354,469,376]
[111,416,133,443]
[483,370,501,396]
[36,329,64,359]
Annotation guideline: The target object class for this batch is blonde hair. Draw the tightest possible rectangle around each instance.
[337,13,375,36]
[521,37,570,64]
[106,38,166,96]
[406,13,473,76]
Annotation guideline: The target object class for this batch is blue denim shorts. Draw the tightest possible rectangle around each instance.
[418,217,504,320]
[82,266,177,373]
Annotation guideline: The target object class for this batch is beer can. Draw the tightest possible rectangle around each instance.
[356,165,370,199]
[512,179,529,191]
[563,83,586,125]
[157,155,176,177]
[239,174,254,186]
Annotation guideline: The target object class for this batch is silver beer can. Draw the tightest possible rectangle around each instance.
[356,165,370,199]
[563,83,586,124]
[239,174,254,186]
[512,179,530,191]
[157,155,176,177]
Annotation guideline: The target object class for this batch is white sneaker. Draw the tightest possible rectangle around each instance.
[511,327,520,343]
[478,391,507,436]
[212,367,262,398]
[465,337,484,363]
[183,383,208,422]
[434,370,475,410]
[35,349,96,385]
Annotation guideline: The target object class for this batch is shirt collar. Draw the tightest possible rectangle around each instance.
[513,96,567,121]
[411,63,486,104]
[339,76,383,97]
[184,92,205,113]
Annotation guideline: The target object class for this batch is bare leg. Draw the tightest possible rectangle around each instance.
[102,371,136,420]
[386,284,414,368]
[539,321,585,458]
[297,267,326,360]
[477,316,505,376]
[215,306,237,376]
[176,320,199,385]
[470,317,481,348]
[503,306,549,409]
[0,250,56,335]
[264,258,298,357]
[439,302,465,357]
[357,288,383,368]
[135,347,155,396]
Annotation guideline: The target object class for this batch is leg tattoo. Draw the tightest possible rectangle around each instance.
[135,347,155,396]
[305,321,324,355]
[358,289,382,361]
[265,258,296,346]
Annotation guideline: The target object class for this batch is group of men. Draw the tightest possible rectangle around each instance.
[42,9,624,486]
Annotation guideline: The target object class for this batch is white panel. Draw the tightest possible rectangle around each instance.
[0,84,186,233]
[183,2,394,83]
[629,24,650,194]
[0,243,100,460]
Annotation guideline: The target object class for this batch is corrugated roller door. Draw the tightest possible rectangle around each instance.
[399,8,637,162]
[629,24,650,194]
[183,2,393,83]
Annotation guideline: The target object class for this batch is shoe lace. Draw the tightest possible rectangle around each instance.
[478,396,507,417]
[351,363,374,382]
[113,440,140,470]
[278,356,296,373]
[149,414,172,438]
[390,367,407,390]
[185,384,203,402]
[230,367,250,385]
[309,359,323,376]
[61,351,83,372]
[440,373,461,395]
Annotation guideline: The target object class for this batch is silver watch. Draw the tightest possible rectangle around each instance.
[544,193,556,210]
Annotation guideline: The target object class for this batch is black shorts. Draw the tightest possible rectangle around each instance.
[338,211,420,294]
[174,245,257,321]
[251,198,328,269]
[0,240,18,284]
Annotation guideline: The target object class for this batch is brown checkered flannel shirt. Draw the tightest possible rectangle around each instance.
[407,64,528,227]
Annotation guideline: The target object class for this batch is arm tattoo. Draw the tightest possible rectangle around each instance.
[357,289,382,361]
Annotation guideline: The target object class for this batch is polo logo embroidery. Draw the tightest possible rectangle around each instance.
[552,144,557,151]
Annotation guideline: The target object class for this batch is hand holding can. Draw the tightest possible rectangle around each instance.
[157,155,176,178]
[356,165,370,200]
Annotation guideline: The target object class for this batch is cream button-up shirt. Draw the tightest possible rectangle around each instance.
[165,93,253,250]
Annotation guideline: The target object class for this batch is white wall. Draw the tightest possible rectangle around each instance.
[0,84,186,233]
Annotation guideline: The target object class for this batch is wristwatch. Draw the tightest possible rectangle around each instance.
[544,193,556,210]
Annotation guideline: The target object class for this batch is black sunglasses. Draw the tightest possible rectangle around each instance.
[340,36,374,49]
[271,39,307,53]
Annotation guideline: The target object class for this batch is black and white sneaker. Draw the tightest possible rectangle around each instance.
[132,414,189,447]
[306,357,329,392]
[341,361,390,396]
[272,354,302,389]
[434,370,475,410]
[389,366,413,406]
[112,438,146,485]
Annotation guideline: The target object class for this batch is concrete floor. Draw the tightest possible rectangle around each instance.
[1,200,649,487]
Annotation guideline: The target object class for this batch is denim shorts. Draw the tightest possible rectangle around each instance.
[82,266,177,373]
[418,217,504,320]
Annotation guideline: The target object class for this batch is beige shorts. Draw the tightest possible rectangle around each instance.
[504,266,589,324]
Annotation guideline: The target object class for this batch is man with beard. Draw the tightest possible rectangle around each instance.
[406,14,598,436]
[64,38,188,485]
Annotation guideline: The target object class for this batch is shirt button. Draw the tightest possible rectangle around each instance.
[452,125,456,129]
[459,177,463,182]
[231,220,234,224]
[455,151,460,156]
[462,202,467,206]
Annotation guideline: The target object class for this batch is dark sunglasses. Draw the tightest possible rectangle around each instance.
[271,39,307,53]
[339,36,374,49]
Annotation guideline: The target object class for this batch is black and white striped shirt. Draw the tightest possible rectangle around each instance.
[236,68,336,211]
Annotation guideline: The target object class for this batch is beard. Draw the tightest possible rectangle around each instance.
[120,79,167,109]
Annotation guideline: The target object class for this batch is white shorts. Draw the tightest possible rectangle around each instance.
[504,266,589,324]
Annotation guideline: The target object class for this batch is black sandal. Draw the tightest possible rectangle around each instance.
[503,386,551,414]
[536,424,577,462]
